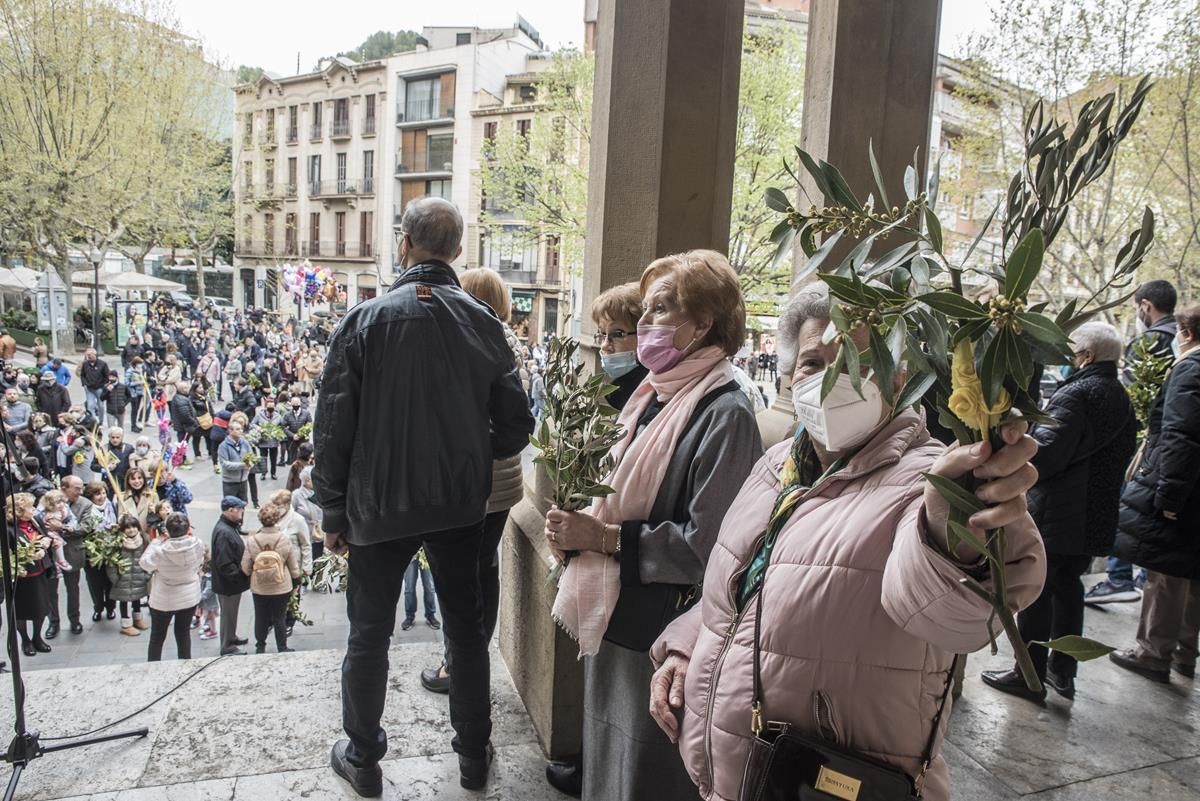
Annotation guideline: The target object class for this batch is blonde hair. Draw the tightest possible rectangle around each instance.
[39,490,66,512]
[269,489,293,508]
[638,249,746,356]
[230,412,249,429]
[9,492,34,523]
[460,268,511,322]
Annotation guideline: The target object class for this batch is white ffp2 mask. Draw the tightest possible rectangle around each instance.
[792,370,885,452]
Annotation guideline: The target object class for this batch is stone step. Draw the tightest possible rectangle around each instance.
[0,642,553,801]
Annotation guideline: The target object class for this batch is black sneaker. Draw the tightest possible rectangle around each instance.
[1172,661,1195,679]
[330,739,383,798]
[1109,649,1170,683]
[459,742,494,790]
[233,637,249,646]
[980,668,1046,706]
[420,664,450,695]
[426,616,441,630]
[1045,670,1076,700]
[400,619,414,631]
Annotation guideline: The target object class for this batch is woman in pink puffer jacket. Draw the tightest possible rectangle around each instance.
[649,284,1046,801]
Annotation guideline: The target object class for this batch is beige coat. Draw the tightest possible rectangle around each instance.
[240,525,301,596]
[651,411,1046,801]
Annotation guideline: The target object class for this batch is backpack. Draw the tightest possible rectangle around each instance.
[251,537,286,587]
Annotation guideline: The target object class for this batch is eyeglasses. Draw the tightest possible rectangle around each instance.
[593,330,631,346]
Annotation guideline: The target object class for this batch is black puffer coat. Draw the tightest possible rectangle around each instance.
[1115,351,1200,578]
[1027,361,1137,556]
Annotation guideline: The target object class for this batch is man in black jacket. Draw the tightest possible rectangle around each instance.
[168,381,199,462]
[77,348,111,426]
[983,322,1137,703]
[210,497,250,656]
[315,197,533,797]
[1090,279,1180,604]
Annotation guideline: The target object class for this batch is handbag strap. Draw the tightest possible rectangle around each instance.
[748,568,958,798]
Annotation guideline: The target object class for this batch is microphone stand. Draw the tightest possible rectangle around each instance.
[0,426,148,801]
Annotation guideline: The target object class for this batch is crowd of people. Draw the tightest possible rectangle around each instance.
[1,296,333,664]
[306,196,1195,801]
[2,195,1195,801]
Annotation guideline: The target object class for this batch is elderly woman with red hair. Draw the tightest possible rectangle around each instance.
[545,250,763,801]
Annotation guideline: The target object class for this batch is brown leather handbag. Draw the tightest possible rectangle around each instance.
[738,579,956,801]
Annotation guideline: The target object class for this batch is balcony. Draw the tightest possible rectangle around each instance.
[394,160,453,179]
[362,177,375,194]
[497,269,538,285]
[236,240,292,258]
[284,182,298,198]
[301,240,376,261]
[396,102,455,128]
[330,119,352,139]
[259,130,277,149]
[308,179,369,198]
[285,126,299,144]
[310,123,323,141]
[363,117,377,136]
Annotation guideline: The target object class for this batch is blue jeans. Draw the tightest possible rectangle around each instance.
[402,557,437,622]
[85,387,105,425]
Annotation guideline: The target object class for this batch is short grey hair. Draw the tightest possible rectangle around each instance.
[400,197,463,260]
[1071,320,1123,363]
[777,281,831,377]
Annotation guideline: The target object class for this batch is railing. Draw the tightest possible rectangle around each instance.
[497,269,538,285]
[362,177,374,194]
[301,241,375,260]
[363,117,377,136]
[309,179,361,197]
[259,130,277,148]
[284,182,298,197]
[399,97,437,123]
[394,159,452,176]
[330,119,352,138]
[285,126,299,144]
[310,123,323,141]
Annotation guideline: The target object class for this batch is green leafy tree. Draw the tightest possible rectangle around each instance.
[948,0,1196,315]
[479,21,807,297]
[339,30,419,62]
[236,64,265,84]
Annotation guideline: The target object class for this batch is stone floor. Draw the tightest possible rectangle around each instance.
[0,586,1194,800]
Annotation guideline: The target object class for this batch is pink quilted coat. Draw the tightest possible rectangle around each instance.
[651,411,1046,801]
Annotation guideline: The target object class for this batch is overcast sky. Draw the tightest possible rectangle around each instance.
[175,0,993,77]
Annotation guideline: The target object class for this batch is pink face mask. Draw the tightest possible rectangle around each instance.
[636,324,694,374]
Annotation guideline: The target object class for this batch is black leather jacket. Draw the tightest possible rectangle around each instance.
[313,261,534,544]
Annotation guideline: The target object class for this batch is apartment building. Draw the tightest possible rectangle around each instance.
[467,54,575,342]
[232,57,389,313]
[386,22,543,278]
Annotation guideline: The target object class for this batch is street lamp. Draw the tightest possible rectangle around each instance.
[88,247,102,354]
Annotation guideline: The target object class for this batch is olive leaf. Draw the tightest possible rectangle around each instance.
[1029,635,1116,662]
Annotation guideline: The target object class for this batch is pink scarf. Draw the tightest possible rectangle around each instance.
[552,346,734,657]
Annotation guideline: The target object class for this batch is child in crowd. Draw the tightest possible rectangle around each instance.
[147,499,173,541]
[37,489,74,573]
[108,515,150,636]
[159,468,194,513]
[197,557,219,640]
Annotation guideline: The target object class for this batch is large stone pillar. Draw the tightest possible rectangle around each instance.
[758,0,942,448]
[498,0,745,761]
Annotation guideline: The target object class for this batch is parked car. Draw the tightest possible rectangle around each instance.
[156,290,196,310]
[206,297,235,312]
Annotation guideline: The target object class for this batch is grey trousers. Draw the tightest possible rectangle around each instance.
[1136,571,1200,669]
[218,592,243,652]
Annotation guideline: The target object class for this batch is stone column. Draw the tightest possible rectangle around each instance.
[757,0,943,448]
[498,0,745,760]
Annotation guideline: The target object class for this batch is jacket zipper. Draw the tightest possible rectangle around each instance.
[700,446,911,791]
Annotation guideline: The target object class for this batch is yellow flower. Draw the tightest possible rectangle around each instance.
[949,338,1011,436]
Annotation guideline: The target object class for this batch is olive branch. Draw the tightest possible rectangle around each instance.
[767,76,1156,692]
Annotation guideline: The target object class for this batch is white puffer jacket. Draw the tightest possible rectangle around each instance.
[139,535,206,612]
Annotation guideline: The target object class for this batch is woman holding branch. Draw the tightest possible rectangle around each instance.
[647,283,1045,801]
[545,251,763,801]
